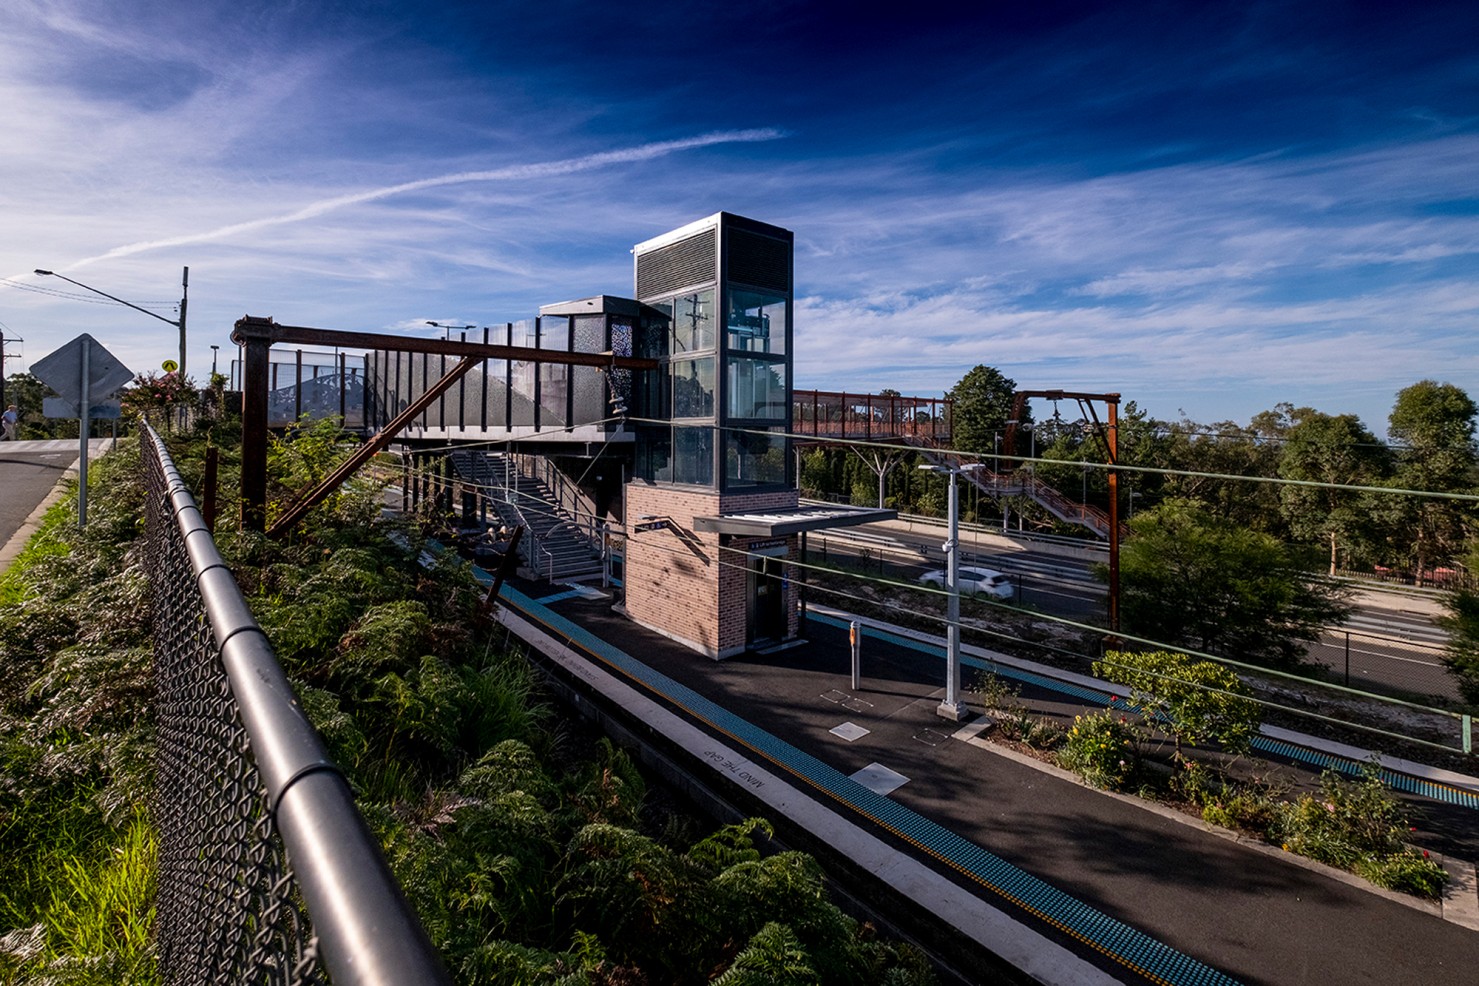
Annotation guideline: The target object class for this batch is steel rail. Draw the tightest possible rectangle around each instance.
[145,426,449,985]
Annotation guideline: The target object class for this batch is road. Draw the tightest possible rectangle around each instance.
[0,440,85,547]
[807,517,1462,703]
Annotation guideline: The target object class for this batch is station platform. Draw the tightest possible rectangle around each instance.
[482,573,1479,986]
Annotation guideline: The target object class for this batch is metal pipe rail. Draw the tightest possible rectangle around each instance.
[143,426,448,986]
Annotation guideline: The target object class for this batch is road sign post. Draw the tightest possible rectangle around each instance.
[32,334,134,528]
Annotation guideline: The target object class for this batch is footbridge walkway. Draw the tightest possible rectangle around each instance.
[793,389,1117,539]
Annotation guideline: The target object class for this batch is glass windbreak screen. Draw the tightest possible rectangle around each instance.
[673,423,714,486]
[671,357,715,419]
[727,288,786,355]
[726,429,787,487]
[509,319,537,426]
[571,315,606,424]
[670,289,715,355]
[726,357,787,420]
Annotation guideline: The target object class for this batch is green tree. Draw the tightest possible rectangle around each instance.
[1386,380,1478,574]
[1438,545,1479,703]
[946,364,1025,458]
[1110,499,1351,667]
[1158,417,1282,533]
[3,372,70,440]
[1278,412,1392,574]
[1095,649,1261,760]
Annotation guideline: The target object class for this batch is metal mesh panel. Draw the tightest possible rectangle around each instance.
[726,227,790,292]
[635,229,716,299]
[144,438,326,986]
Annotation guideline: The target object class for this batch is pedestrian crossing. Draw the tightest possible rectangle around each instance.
[0,438,116,454]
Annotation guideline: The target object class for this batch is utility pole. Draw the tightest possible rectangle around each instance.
[0,329,20,409]
[179,266,189,377]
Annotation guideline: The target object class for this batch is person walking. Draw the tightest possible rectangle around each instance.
[1,404,17,441]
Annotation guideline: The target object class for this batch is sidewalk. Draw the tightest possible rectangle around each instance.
[496,577,1479,986]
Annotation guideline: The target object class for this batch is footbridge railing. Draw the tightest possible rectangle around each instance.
[143,425,448,985]
[793,389,952,443]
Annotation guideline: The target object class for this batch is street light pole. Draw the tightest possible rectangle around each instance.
[34,267,189,375]
[919,461,982,721]
[211,344,220,377]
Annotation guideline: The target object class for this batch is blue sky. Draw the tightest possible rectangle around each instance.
[2,0,1477,434]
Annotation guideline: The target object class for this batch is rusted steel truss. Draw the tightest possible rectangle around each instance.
[1005,388,1123,632]
[231,315,658,536]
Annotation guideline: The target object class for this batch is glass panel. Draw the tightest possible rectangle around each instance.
[726,428,788,487]
[608,320,633,417]
[671,289,715,355]
[509,319,537,426]
[671,357,715,419]
[571,315,606,424]
[727,287,787,355]
[640,304,672,359]
[726,357,788,420]
[673,423,714,486]
[538,315,569,426]
[638,425,672,483]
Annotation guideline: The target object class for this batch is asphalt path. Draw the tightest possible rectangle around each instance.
[0,440,84,550]
[808,522,1461,703]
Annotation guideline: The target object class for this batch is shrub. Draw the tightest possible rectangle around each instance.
[1058,711,1139,790]
[1095,649,1260,760]
[1272,766,1449,900]
[1357,849,1450,899]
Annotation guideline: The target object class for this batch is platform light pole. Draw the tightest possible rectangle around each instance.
[35,268,189,376]
[919,461,983,721]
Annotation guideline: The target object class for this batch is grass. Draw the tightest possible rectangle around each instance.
[0,495,78,607]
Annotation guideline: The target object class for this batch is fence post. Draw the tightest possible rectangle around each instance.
[1344,632,1351,687]
[1464,715,1472,756]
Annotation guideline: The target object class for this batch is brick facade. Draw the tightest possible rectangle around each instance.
[624,483,801,659]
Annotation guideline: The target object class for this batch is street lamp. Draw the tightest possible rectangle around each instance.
[210,344,220,377]
[918,461,984,722]
[426,321,475,334]
[35,267,188,375]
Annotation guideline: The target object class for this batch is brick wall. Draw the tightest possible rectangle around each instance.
[624,483,800,659]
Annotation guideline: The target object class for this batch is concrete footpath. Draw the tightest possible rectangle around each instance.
[497,577,1479,986]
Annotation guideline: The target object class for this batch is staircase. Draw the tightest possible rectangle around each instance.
[907,439,1121,540]
[449,451,603,581]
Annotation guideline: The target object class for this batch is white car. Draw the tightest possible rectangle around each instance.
[917,566,1014,600]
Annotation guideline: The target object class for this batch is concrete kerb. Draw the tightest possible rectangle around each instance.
[813,603,1479,929]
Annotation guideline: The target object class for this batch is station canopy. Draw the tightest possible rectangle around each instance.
[691,504,895,537]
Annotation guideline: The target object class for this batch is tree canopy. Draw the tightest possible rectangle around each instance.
[1277,412,1392,574]
[1111,498,1351,667]
[946,364,1025,458]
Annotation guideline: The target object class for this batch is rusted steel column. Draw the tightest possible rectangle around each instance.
[234,316,275,531]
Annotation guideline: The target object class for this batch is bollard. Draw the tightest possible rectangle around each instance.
[850,620,861,691]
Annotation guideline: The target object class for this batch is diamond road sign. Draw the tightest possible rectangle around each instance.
[31,334,135,407]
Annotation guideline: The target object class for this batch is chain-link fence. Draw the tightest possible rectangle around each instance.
[1305,628,1459,703]
[143,426,447,985]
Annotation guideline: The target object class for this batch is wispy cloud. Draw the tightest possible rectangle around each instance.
[60,130,786,271]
